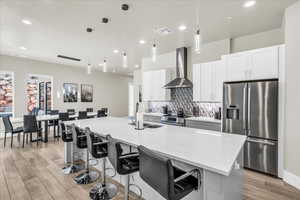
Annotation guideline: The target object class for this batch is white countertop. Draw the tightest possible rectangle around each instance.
[186,117,222,123]
[67,117,245,176]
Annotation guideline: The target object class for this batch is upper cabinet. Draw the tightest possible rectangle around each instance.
[142,69,171,101]
[224,46,280,81]
[193,60,225,102]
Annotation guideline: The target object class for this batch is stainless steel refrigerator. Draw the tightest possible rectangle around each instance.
[222,79,278,176]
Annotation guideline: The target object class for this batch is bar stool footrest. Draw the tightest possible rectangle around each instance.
[74,170,99,184]
[62,164,84,175]
[90,183,118,200]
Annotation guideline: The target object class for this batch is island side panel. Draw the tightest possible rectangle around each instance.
[202,149,244,200]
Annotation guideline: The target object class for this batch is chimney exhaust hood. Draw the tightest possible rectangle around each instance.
[163,47,193,89]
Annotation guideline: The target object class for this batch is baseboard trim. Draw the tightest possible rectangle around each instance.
[283,170,300,190]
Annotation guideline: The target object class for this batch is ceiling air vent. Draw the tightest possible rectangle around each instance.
[155,27,172,36]
[57,55,81,62]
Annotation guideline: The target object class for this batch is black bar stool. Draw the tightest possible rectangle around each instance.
[2,116,23,148]
[23,115,43,147]
[70,124,99,184]
[137,145,201,200]
[61,123,84,174]
[85,128,117,200]
[78,111,87,120]
[107,135,141,200]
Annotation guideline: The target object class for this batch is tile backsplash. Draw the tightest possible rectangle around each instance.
[146,88,221,118]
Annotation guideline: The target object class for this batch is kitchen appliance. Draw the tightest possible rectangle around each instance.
[161,115,186,126]
[222,79,278,176]
[162,105,169,116]
[161,109,189,126]
[163,47,193,89]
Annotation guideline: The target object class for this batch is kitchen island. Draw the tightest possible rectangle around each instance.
[66,117,246,200]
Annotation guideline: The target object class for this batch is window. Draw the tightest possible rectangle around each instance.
[0,71,14,117]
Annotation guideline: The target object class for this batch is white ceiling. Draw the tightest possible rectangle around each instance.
[0,0,297,75]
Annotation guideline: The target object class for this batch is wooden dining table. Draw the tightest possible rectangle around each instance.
[10,112,97,143]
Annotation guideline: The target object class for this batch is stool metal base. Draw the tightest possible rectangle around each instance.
[89,183,118,200]
[62,164,84,175]
[74,170,99,184]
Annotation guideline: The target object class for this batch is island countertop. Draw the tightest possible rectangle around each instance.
[67,117,246,176]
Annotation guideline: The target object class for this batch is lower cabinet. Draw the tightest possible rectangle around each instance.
[143,115,161,123]
[186,120,221,131]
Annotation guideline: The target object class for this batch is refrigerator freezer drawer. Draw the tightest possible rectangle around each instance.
[244,138,278,176]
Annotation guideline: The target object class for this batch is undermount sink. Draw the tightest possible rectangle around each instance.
[129,122,163,129]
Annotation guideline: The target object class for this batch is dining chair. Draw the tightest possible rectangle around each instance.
[49,110,59,138]
[2,116,23,148]
[97,110,106,117]
[67,109,76,120]
[23,115,43,147]
[86,108,93,112]
[78,111,87,120]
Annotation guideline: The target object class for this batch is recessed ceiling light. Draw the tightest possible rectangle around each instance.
[243,0,256,8]
[139,40,146,44]
[19,46,27,50]
[178,25,187,31]
[135,64,139,68]
[113,49,119,54]
[22,19,32,25]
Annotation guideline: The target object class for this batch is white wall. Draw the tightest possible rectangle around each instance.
[231,28,284,53]
[284,0,300,188]
[0,55,132,118]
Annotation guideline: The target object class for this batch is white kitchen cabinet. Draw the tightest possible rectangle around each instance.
[249,46,279,79]
[142,69,171,101]
[193,64,201,101]
[224,46,280,81]
[223,52,251,81]
[193,60,225,102]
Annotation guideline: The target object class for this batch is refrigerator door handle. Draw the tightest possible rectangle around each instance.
[243,85,247,132]
[247,138,276,146]
[247,86,251,135]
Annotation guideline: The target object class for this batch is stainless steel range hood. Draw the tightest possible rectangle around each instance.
[163,47,193,89]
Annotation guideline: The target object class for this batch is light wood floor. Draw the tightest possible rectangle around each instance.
[1,137,300,200]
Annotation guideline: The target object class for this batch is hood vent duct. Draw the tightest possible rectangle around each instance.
[163,47,193,89]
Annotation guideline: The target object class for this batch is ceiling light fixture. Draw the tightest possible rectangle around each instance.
[19,46,27,50]
[22,19,32,25]
[113,49,119,54]
[103,59,107,72]
[122,52,128,68]
[178,25,187,31]
[194,29,202,54]
[244,0,256,8]
[139,40,146,44]
[152,44,157,63]
[135,64,139,68]
[87,64,92,74]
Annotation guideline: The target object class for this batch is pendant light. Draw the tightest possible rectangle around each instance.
[103,59,107,72]
[194,29,202,53]
[152,44,157,62]
[87,63,92,74]
[122,52,128,68]
[194,4,202,54]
